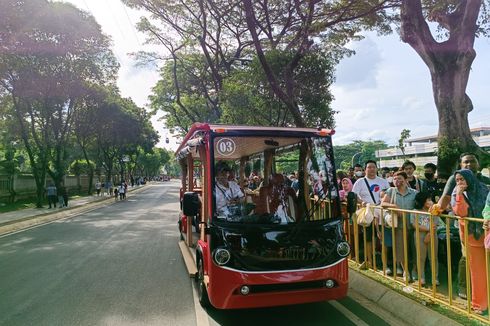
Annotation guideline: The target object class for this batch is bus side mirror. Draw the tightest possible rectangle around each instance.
[183,192,200,216]
[347,192,357,214]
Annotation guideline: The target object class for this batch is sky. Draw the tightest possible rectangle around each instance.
[63,0,490,150]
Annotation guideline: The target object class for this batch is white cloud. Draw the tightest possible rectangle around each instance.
[62,1,490,150]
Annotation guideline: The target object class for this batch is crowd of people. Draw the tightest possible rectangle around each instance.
[45,175,153,207]
[211,155,490,314]
[337,153,490,315]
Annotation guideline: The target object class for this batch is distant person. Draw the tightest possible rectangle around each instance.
[114,187,119,201]
[95,180,102,196]
[107,180,113,196]
[46,183,57,208]
[61,185,68,207]
[119,183,126,200]
[58,185,66,208]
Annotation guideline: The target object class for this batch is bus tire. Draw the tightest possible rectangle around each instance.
[196,258,210,308]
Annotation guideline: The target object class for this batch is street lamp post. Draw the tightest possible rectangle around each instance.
[351,152,362,168]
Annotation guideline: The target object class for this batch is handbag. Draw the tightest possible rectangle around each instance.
[357,204,374,227]
[384,188,398,228]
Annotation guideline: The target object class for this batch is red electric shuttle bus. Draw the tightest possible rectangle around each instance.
[177,123,349,309]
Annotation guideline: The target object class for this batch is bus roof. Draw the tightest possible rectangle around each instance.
[175,122,335,155]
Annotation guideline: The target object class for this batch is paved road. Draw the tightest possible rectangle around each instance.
[0,182,398,326]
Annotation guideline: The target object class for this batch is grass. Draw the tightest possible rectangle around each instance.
[0,197,40,213]
[0,192,90,213]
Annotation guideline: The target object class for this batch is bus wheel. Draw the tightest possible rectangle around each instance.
[196,258,210,308]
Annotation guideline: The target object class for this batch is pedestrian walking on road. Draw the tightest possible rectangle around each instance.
[46,183,57,208]
[58,185,66,208]
[107,180,113,196]
[95,180,101,196]
[118,183,126,201]
[114,187,119,201]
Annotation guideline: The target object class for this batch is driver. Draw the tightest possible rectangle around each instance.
[215,161,244,217]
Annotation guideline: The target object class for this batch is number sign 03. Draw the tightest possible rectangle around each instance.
[216,138,236,156]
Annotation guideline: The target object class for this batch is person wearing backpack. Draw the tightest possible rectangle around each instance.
[352,160,389,269]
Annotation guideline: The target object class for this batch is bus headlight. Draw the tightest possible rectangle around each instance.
[213,248,231,265]
[240,285,250,295]
[337,241,350,257]
[325,279,335,288]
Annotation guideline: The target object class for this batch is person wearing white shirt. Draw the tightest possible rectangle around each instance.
[352,160,390,269]
[214,162,244,218]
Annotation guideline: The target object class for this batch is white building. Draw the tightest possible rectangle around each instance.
[376,127,490,168]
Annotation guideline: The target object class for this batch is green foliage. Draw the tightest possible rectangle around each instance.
[69,160,95,176]
[136,147,173,177]
[0,1,162,203]
[437,137,463,168]
[398,129,411,157]
[221,49,337,128]
[275,151,300,174]
[334,140,388,170]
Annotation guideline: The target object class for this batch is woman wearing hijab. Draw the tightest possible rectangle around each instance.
[339,178,353,201]
[340,177,355,257]
[452,169,489,315]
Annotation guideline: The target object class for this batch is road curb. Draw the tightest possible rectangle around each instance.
[349,269,461,326]
[0,185,148,236]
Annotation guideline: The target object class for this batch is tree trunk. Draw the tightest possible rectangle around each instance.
[400,0,487,178]
[430,58,487,178]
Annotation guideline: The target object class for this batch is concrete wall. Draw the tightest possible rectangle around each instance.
[0,174,119,202]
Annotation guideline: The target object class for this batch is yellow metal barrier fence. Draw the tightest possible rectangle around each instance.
[344,203,490,323]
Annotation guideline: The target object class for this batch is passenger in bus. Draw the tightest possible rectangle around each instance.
[452,169,489,315]
[215,161,244,218]
[248,175,261,191]
[257,173,297,223]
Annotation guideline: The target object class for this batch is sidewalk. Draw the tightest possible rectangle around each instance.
[0,185,147,236]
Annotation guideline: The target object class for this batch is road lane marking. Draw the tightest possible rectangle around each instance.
[192,281,210,326]
[329,300,370,326]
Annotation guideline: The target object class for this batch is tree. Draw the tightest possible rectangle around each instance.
[243,0,396,128]
[94,92,159,183]
[400,0,490,177]
[334,140,388,170]
[398,129,411,158]
[123,0,254,133]
[221,49,337,127]
[0,0,118,206]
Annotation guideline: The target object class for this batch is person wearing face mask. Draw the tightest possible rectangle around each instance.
[423,162,445,202]
[353,163,364,180]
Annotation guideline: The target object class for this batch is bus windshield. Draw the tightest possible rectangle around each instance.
[212,135,340,224]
